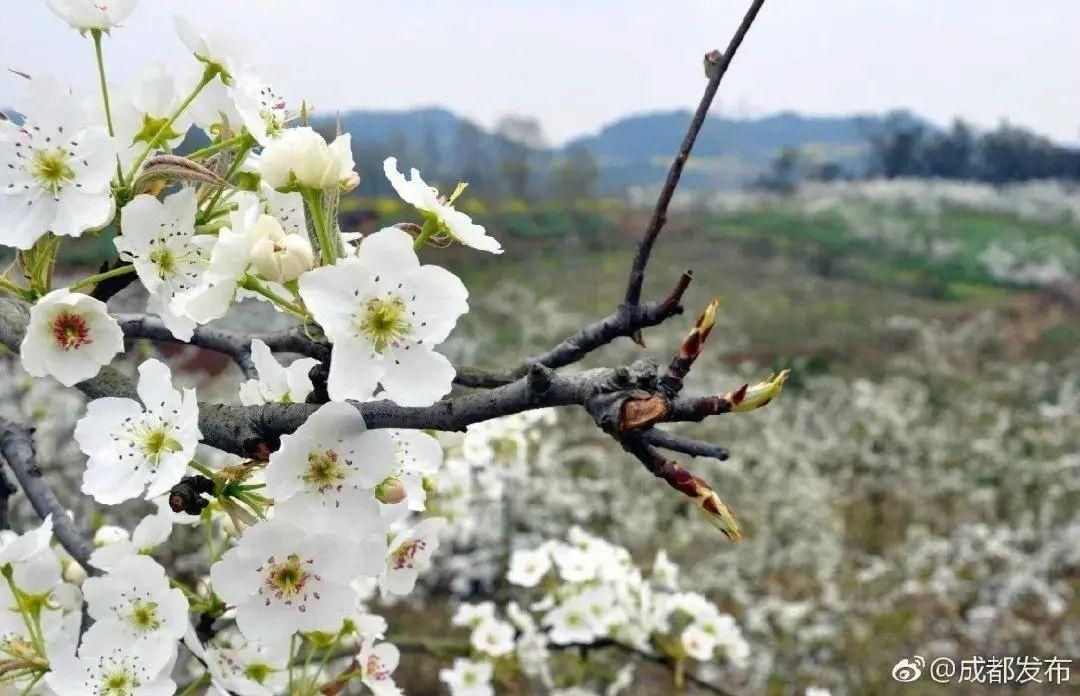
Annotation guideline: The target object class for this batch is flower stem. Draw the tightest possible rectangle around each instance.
[15,672,44,696]
[0,275,30,300]
[67,264,135,292]
[288,633,299,694]
[198,138,253,225]
[186,133,248,160]
[177,671,210,696]
[127,66,218,180]
[412,216,440,251]
[90,29,125,187]
[1,567,44,657]
[239,275,307,317]
[301,188,338,265]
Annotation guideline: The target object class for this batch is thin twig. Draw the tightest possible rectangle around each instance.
[0,417,97,570]
[455,271,692,388]
[624,0,767,313]
[640,428,729,461]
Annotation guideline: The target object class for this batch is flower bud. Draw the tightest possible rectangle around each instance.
[341,171,361,193]
[375,476,407,505]
[259,127,355,191]
[93,525,130,547]
[249,216,314,283]
[730,369,791,412]
[62,561,87,586]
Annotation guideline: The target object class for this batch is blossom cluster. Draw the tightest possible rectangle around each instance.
[435,529,749,695]
[0,1,511,693]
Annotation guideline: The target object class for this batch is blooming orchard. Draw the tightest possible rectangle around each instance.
[0,2,786,695]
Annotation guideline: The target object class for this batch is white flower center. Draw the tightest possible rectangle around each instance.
[124,598,162,633]
[117,419,182,471]
[99,665,140,696]
[257,554,318,610]
[148,243,177,280]
[304,449,345,493]
[29,147,75,196]
[354,296,410,352]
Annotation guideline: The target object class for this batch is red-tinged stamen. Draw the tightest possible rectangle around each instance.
[51,311,93,350]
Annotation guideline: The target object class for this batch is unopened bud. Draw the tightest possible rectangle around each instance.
[730,369,791,412]
[375,477,407,505]
[247,214,314,282]
[93,525,130,547]
[340,171,361,193]
[62,561,87,586]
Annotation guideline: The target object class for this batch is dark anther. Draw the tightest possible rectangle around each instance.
[168,475,214,515]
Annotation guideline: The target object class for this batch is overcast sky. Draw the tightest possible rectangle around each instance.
[2,1,1078,145]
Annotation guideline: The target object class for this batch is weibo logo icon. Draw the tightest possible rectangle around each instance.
[891,656,925,683]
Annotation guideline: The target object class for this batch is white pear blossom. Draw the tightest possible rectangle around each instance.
[543,595,599,645]
[265,401,396,539]
[471,618,516,658]
[174,15,247,82]
[515,629,550,678]
[384,157,502,254]
[231,73,292,145]
[451,602,496,629]
[238,339,318,405]
[298,227,468,406]
[20,288,123,386]
[82,554,187,674]
[170,191,262,324]
[0,73,116,249]
[681,623,717,661]
[75,358,201,504]
[551,544,598,584]
[115,188,212,339]
[508,547,552,588]
[46,0,136,32]
[693,612,750,667]
[209,518,367,650]
[0,515,62,594]
[204,635,289,696]
[46,639,175,696]
[259,127,355,191]
[379,517,447,596]
[440,658,494,696]
[359,641,402,696]
[109,63,192,170]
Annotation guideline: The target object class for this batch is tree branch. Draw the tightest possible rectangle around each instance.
[0,416,96,570]
[116,313,331,379]
[623,0,767,315]
[454,270,692,388]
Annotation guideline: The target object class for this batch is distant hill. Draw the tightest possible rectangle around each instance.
[0,103,935,193]
[318,107,930,195]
